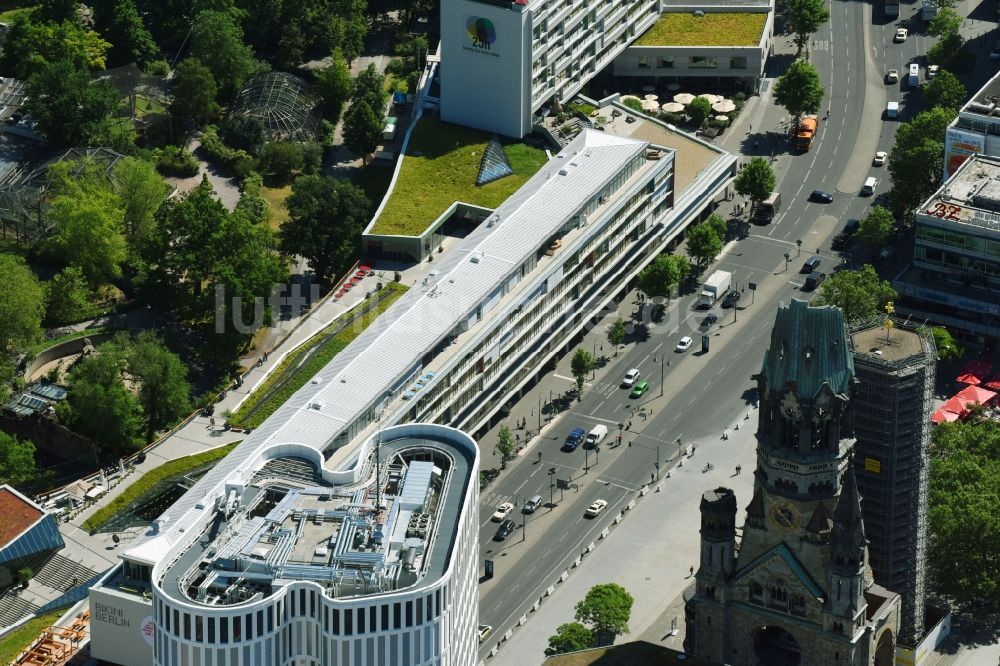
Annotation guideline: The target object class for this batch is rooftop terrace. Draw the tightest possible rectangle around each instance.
[369,117,548,237]
[634,12,768,47]
[927,154,1000,234]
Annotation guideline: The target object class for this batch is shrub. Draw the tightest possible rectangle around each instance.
[258,142,304,182]
[155,146,199,176]
[406,70,421,96]
[221,115,265,154]
[622,97,643,113]
[145,60,170,76]
[301,142,323,175]
[385,57,409,76]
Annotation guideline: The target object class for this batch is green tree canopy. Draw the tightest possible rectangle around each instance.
[928,7,962,37]
[545,622,594,656]
[687,97,712,126]
[774,59,825,123]
[112,157,170,264]
[923,69,967,113]
[812,265,897,324]
[0,254,46,355]
[857,205,896,249]
[124,331,191,441]
[279,175,370,284]
[258,142,305,183]
[636,254,688,300]
[171,57,222,126]
[315,49,353,124]
[93,0,158,67]
[45,266,93,326]
[927,31,965,69]
[685,223,724,269]
[353,64,388,114]
[929,326,963,361]
[928,418,1000,616]
[734,157,776,214]
[343,99,384,161]
[574,583,634,647]
[497,424,514,462]
[787,0,831,55]
[888,107,954,216]
[237,0,367,64]
[607,318,626,354]
[570,348,595,398]
[25,58,118,149]
[57,347,142,455]
[0,14,111,78]
[0,432,37,487]
[190,9,266,98]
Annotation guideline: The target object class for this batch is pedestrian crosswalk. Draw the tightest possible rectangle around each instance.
[480,491,513,508]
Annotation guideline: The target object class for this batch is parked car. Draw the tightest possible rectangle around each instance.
[563,427,586,452]
[722,290,741,308]
[478,625,494,643]
[843,218,860,235]
[675,336,693,352]
[492,502,514,522]
[493,518,515,541]
[990,49,1000,60]
[927,65,939,78]
[886,69,899,83]
[522,495,543,513]
[621,368,640,387]
[585,499,608,517]
[894,28,908,42]
[873,151,887,166]
[879,246,895,259]
[701,313,718,327]
[810,190,834,203]
[630,380,649,398]
[804,271,827,291]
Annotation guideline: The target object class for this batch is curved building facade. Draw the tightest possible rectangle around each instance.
[90,424,479,666]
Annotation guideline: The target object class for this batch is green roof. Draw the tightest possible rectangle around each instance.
[369,117,548,237]
[635,12,768,47]
[761,300,854,400]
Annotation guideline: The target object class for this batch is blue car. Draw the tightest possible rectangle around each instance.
[563,428,586,451]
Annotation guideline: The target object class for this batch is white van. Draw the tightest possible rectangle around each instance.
[861,176,879,196]
[908,63,920,86]
[585,424,608,447]
[886,102,899,119]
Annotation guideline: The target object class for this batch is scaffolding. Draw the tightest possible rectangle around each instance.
[848,317,936,646]
[225,72,321,143]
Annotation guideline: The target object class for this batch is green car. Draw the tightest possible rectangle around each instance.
[630,380,649,398]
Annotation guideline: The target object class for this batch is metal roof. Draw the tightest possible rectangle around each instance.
[126,130,648,562]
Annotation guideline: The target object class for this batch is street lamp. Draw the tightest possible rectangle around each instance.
[654,354,665,398]
[784,252,790,272]
[796,239,802,257]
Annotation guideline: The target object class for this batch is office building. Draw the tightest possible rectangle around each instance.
[849,320,935,646]
[685,300,900,666]
[943,69,1000,180]
[89,423,480,666]
[439,0,660,137]
[893,153,1000,345]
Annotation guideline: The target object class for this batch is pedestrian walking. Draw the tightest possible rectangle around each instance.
[736,465,742,475]
[689,565,695,577]
[210,417,216,428]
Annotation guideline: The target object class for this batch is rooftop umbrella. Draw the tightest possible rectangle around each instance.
[673,93,695,105]
[661,102,685,113]
[712,99,737,113]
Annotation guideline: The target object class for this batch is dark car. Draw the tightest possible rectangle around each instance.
[804,271,827,291]
[700,313,718,327]
[843,219,860,235]
[810,190,834,203]
[563,427,586,452]
[493,519,515,541]
[721,290,741,308]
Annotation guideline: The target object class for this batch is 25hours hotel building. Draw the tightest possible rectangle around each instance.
[88,121,735,665]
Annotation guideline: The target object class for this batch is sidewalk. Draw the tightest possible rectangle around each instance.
[486,399,759,663]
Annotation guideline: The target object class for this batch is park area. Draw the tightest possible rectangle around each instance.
[635,12,768,47]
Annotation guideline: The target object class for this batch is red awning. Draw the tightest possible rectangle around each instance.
[955,384,997,407]
[983,377,1000,392]
[942,396,968,415]
[956,373,982,385]
[933,409,960,424]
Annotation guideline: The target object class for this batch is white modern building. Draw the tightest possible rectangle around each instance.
[943,70,1000,180]
[89,423,480,666]
[439,0,660,136]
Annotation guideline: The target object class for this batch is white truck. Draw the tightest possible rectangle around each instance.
[698,270,732,308]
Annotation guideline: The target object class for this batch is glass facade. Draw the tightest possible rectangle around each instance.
[0,513,64,564]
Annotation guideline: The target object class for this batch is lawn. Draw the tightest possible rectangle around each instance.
[0,609,68,665]
[635,12,768,47]
[0,1,35,22]
[261,184,291,230]
[27,326,111,357]
[81,442,239,533]
[369,117,548,237]
[229,282,408,429]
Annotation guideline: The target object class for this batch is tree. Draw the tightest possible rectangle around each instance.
[545,622,594,655]
[928,418,1000,615]
[787,0,831,55]
[734,158,776,216]
[94,0,158,67]
[496,424,514,463]
[36,0,79,22]
[315,49,353,124]
[258,142,305,183]
[774,59,824,124]
[25,59,118,149]
[929,326,963,361]
[636,254,687,300]
[574,583,634,647]
[56,348,142,455]
[343,99,384,162]
[170,58,222,126]
[570,348,595,399]
[607,318,626,356]
[857,205,896,249]
[927,32,965,69]
[112,157,170,263]
[0,254,46,354]
[279,175,370,284]
[0,14,111,79]
[686,223,724,269]
[0,432,37,486]
[46,267,93,326]
[48,173,128,285]
[190,10,265,98]
[928,7,962,38]
[353,64,388,115]
[923,69,967,113]
[221,115,265,154]
[888,108,954,216]
[125,332,191,441]
[687,96,712,126]
[813,265,897,324]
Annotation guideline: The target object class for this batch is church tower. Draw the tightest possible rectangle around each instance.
[684,300,900,666]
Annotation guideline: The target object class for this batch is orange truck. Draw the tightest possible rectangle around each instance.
[795,115,819,151]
